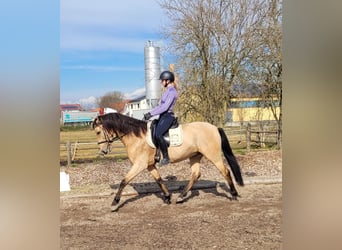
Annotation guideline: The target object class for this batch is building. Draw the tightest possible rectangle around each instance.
[226,97,280,126]
[59,104,98,125]
[59,104,82,117]
[123,95,151,120]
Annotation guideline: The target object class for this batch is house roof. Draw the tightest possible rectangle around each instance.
[60,104,83,111]
[129,95,146,103]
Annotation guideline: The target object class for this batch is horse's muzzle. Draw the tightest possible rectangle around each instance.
[99,149,108,156]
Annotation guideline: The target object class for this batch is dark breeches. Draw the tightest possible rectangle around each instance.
[155,112,174,138]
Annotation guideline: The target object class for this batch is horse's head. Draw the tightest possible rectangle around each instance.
[92,116,113,156]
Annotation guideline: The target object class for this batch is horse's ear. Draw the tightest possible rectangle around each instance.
[92,116,102,129]
[91,118,96,129]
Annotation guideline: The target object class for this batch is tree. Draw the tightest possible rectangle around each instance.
[262,0,282,149]
[97,91,125,112]
[159,0,277,127]
[247,0,282,148]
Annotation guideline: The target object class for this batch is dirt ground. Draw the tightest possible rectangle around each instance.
[60,150,282,249]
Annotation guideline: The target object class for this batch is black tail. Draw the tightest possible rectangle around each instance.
[218,128,244,186]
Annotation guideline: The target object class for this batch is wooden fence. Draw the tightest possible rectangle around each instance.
[60,140,127,166]
[60,123,279,166]
[245,122,280,153]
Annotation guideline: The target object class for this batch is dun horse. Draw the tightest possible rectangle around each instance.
[93,113,244,211]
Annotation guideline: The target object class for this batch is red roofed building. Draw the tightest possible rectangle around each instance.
[59,104,83,117]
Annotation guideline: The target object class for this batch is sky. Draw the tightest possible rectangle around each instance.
[60,0,170,109]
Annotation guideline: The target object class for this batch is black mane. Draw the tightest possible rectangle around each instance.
[99,113,147,137]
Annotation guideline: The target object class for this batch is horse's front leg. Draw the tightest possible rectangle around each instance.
[111,179,126,208]
[111,162,147,212]
[147,165,171,204]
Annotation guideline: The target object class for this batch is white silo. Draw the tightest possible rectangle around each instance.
[144,41,161,108]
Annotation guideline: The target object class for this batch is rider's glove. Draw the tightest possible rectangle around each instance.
[143,112,152,121]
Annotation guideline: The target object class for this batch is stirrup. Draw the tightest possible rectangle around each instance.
[154,148,161,162]
[159,158,169,167]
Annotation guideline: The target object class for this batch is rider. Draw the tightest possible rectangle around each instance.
[143,70,178,166]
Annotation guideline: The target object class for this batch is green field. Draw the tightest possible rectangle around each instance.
[60,127,95,144]
[60,126,127,165]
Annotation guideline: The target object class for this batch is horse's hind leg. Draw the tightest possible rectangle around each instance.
[213,160,239,199]
[147,165,171,204]
[176,154,202,203]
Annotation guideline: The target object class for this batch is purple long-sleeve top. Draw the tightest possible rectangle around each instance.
[150,85,178,116]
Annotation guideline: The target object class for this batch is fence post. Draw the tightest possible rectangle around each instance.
[72,141,78,161]
[246,123,251,153]
[277,129,282,150]
[66,141,72,167]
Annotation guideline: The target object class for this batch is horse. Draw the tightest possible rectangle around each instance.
[92,112,244,211]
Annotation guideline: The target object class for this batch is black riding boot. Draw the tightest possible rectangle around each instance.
[157,137,170,166]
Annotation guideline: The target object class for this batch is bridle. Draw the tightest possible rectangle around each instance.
[97,126,126,146]
[97,126,127,155]
[94,118,127,155]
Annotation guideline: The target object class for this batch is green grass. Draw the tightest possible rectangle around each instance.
[60,128,95,144]
[60,124,92,132]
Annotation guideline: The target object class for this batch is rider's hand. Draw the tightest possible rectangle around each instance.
[143,112,152,121]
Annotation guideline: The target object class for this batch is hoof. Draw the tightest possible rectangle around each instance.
[111,203,120,212]
[230,189,239,198]
[176,192,191,203]
[111,200,120,212]
[163,194,172,204]
[230,193,240,201]
[231,196,238,201]
[176,197,184,203]
[158,158,169,167]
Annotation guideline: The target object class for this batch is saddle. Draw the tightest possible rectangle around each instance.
[146,117,183,149]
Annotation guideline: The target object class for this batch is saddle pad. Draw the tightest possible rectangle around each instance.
[146,121,183,148]
[169,126,183,146]
[146,121,155,148]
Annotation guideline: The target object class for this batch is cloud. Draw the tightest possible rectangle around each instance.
[62,88,147,110]
[78,96,98,109]
[61,65,143,72]
[124,87,146,100]
[61,0,163,28]
[60,32,154,52]
[60,0,167,52]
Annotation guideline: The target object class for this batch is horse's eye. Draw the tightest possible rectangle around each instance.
[96,131,101,135]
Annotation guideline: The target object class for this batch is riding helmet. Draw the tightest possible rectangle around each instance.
[159,70,175,82]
